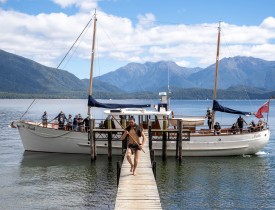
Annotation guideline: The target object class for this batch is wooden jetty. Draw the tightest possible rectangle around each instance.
[115,133,162,210]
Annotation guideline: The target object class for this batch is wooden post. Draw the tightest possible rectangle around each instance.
[121,118,127,156]
[122,118,126,128]
[178,119,183,161]
[89,118,96,161]
[148,125,152,151]
[162,117,167,160]
[152,161,156,180]
[117,161,121,187]
[107,119,112,160]
[150,149,155,163]
[92,119,96,159]
[176,131,179,159]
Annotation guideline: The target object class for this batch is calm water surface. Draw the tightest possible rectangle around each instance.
[0,99,275,209]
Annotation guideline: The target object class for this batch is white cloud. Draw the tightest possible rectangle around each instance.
[51,0,76,8]
[137,13,156,29]
[260,16,275,29]
[1,8,275,78]
[52,0,98,12]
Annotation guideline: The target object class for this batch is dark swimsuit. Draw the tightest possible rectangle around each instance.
[128,143,141,154]
[126,124,142,154]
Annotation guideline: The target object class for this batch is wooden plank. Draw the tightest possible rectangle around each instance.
[115,131,162,210]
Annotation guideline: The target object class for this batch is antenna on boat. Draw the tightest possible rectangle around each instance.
[88,9,97,117]
[211,21,221,128]
[167,65,171,110]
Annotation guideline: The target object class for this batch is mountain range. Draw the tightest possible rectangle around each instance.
[95,57,275,91]
[0,49,275,99]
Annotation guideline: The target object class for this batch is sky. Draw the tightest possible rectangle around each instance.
[1,0,275,79]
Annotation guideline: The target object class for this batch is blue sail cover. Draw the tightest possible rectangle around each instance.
[88,95,151,109]
[212,100,251,115]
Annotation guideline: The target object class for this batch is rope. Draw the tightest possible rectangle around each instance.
[19,15,95,120]
[56,14,95,69]
[20,99,36,120]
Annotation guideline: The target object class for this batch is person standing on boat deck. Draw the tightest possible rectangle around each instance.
[77,114,84,132]
[206,107,212,130]
[83,116,90,132]
[41,111,48,128]
[237,116,247,133]
[66,114,73,131]
[120,117,146,176]
[55,111,67,130]
[73,115,78,131]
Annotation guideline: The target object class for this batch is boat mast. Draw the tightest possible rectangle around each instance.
[212,22,221,128]
[88,10,97,117]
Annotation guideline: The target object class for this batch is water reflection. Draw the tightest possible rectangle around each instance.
[18,152,120,210]
[156,155,275,209]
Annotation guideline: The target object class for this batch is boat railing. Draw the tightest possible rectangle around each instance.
[23,119,267,136]
[165,123,267,136]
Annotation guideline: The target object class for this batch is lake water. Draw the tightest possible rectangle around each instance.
[0,99,275,209]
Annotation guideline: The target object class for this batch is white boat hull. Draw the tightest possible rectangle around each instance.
[152,130,270,156]
[16,121,270,156]
[169,117,205,126]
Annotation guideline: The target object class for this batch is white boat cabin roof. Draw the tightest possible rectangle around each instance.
[104,108,171,117]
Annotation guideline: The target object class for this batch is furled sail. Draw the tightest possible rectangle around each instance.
[88,96,151,109]
[212,100,251,115]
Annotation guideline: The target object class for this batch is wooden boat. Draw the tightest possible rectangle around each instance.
[13,17,270,156]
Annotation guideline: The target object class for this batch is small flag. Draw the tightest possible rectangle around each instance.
[255,100,270,118]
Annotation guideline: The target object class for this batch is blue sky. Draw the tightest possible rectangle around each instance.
[1,0,275,78]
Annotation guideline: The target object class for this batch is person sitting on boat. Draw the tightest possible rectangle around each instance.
[237,116,247,134]
[231,123,237,134]
[77,114,84,132]
[120,116,146,176]
[99,120,105,129]
[257,119,264,131]
[83,116,90,132]
[205,107,212,130]
[248,120,256,132]
[214,122,221,135]
[55,111,67,130]
[73,115,78,131]
[66,114,73,131]
[41,111,48,128]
